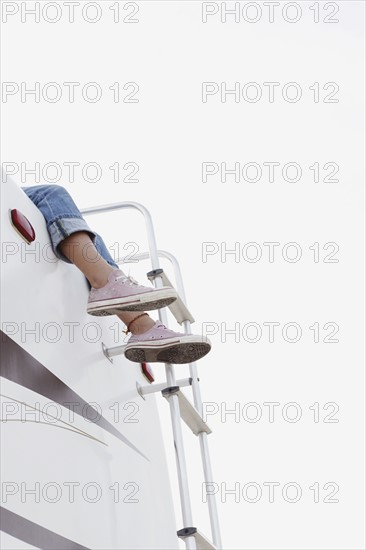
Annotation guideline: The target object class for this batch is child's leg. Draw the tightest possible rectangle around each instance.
[22,184,169,331]
[59,230,155,334]
[59,231,115,288]
[22,184,118,268]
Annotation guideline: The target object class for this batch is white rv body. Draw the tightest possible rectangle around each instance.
[0,176,179,550]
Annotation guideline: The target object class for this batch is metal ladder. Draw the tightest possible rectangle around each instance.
[81,201,222,550]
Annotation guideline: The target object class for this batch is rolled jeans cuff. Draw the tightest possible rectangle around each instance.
[48,216,97,264]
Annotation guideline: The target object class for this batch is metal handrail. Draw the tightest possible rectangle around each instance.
[81,201,160,269]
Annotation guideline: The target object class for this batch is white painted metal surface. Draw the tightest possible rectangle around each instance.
[0,176,179,550]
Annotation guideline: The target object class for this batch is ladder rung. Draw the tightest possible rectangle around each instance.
[162,387,212,436]
[147,269,195,325]
[137,378,192,397]
[102,342,126,359]
[177,527,216,550]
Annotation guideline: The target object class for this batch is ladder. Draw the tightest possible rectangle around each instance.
[81,201,222,550]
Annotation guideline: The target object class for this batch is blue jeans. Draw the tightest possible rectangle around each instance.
[22,184,119,269]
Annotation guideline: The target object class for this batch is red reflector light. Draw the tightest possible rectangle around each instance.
[141,362,154,383]
[10,209,36,244]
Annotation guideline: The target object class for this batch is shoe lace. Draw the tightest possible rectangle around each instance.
[115,274,139,286]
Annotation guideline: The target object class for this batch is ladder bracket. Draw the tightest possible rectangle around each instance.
[147,268,195,325]
[177,527,216,550]
[102,342,113,363]
[178,527,197,537]
[146,268,164,279]
[162,385,180,397]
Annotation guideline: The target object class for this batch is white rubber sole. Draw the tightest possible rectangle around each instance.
[87,287,178,316]
[124,335,211,364]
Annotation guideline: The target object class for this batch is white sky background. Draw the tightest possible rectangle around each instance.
[1,1,365,549]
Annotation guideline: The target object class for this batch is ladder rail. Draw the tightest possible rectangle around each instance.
[81,202,197,550]
[119,249,222,549]
[81,201,160,269]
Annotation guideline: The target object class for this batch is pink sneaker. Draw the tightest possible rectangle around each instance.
[87,269,178,316]
[124,321,211,364]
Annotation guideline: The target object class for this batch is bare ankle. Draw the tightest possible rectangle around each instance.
[129,315,155,335]
[89,266,116,289]
[90,276,108,289]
